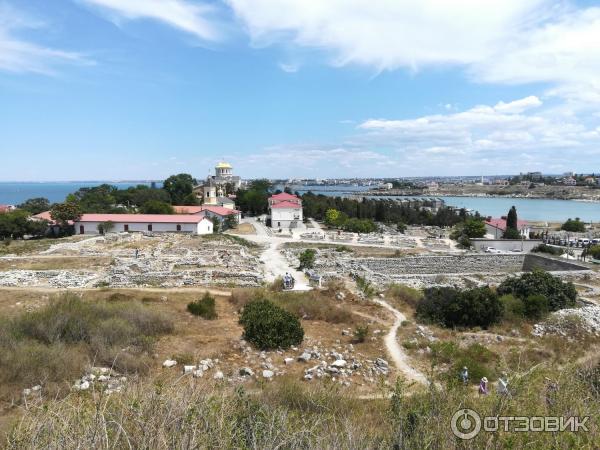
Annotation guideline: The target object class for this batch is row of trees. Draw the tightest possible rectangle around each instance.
[0,210,49,240]
[302,193,468,228]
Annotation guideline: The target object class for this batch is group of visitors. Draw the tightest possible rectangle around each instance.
[459,366,510,396]
[283,272,295,290]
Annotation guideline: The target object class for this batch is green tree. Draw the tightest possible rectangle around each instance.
[210,217,221,233]
[239,299,304,350]
[97,221,115,235]
[325,208,342,227]
[417,286,503,329]
[497,269,577,312]
[589,245,600,260]
[462,218,486,238]
[503,206,520,239]
[298,249,316,270]
[163,174,196,205]
[50,202,82,227]
[223,214,238,230]
[17,198,50,215]
[561,217,586,232]
[0,210,48,239]
[522,294,549,320]
[139,200,174,214]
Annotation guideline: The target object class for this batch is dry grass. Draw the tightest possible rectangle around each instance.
[0,237,88,256]
[0,257,111,271]
[226,223,256,235]
[5,363,599,449]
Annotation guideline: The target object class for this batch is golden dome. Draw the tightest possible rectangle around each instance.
[216,162,232,169]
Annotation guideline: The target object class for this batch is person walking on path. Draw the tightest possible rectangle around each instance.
[460,366,469,385]
[478,377,489,395]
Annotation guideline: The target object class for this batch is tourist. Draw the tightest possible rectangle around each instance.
[135,249,139,259]
[478,377,489,395]
[460,366,469,385]
[497,372,509,396]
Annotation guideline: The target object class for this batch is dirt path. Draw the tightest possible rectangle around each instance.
[260,242,311,291]
[372,298,428,385]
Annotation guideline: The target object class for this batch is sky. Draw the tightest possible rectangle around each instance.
[1,0,599,181]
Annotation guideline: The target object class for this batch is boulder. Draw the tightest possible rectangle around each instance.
[213,371,224,380]
[262,370,274,379]
[298,352,312,362]
[331,359,347,368]
[192,369,204,378]
[183,365,196,374]
[284,357,294,365]
[239,367,254,377]
[162,359,177,368]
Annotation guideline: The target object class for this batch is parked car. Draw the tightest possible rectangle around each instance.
[484,247,502,254]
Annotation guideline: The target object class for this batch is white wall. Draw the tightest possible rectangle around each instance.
[271,208,302,222]
[74,221,208,235]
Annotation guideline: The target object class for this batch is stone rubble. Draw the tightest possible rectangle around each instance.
[532,306,600,336]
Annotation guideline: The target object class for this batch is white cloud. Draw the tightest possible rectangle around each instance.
[355,95,600,174]
[226,1,600,107]
[227,0,546,70]
[0,3,90,74]
[278,62,298,73]
[80,0,221,41]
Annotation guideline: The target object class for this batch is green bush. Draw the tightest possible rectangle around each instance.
[589,245,600,260]
[561,217,586,232]
[298,249,316,270]
[353,325,369,343]
[500,294,524,322]
[522,294,549,320]
[416,286,503,328]
[342,218,377,233]
[497,269,577,312]
[240,299,304,350]
[187,292,218,319]
[532,244,565,256]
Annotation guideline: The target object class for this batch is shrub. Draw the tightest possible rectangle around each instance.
[187,292,218,320]
[355,275,376,297]
[298,249,316,270]
[385,284,423,309]
[522,294,549,320]
[240,299,304,350]
[497,269,577,312]
[532,244,564,256]
[353,325,369,343]
[589,245,600,260]
[416,286,503,328]
[561,217,586,232]
[342,218,377,233]
[500,294,524,322]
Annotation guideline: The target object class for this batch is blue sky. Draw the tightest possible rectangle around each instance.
[1,0,599,180]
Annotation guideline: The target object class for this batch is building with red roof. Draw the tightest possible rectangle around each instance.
[173,205,241,224]
[73,213,213,235]
[0,204,16,214]
[484,217,530,239]
[268,193,302,229]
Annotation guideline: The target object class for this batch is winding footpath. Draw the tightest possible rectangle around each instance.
[372,298,429,385]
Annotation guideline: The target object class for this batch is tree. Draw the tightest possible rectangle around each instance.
[17,198,50,215]
[139,200,174,214]
[298,249,316,270]
[71,184,122,213]
[97,221,115,235]
[589,245,600,260]
[503,206,520,239]
[416,286,503,329]
[325,208,342,227]
[561,218,586,232]
[0,211,48,239]
[239,299,304,350]
[50,202,82,227]
[210,217,221,233]
[162,174,196,205]
[462,218,486,238]
[497,269,577,312]
[223,214,238,230]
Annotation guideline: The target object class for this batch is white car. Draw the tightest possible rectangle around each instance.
[484,247,502,254]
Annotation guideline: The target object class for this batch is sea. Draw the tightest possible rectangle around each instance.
[1,182,599,223]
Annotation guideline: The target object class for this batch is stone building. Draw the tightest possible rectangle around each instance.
[194,162,241,205]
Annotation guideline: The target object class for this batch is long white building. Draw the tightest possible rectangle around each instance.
[73,214,213,235]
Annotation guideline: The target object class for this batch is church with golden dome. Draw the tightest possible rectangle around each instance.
[193,162,241,207]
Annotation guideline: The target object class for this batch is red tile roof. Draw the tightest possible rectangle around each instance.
[269,192,299,201]
[198,205,240,216]
[32,211,53,221]
[173,205,204,214]
[76,214,209,224]
[0,205,11,213]
[485,218,528,231]
[270,201,303,209]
